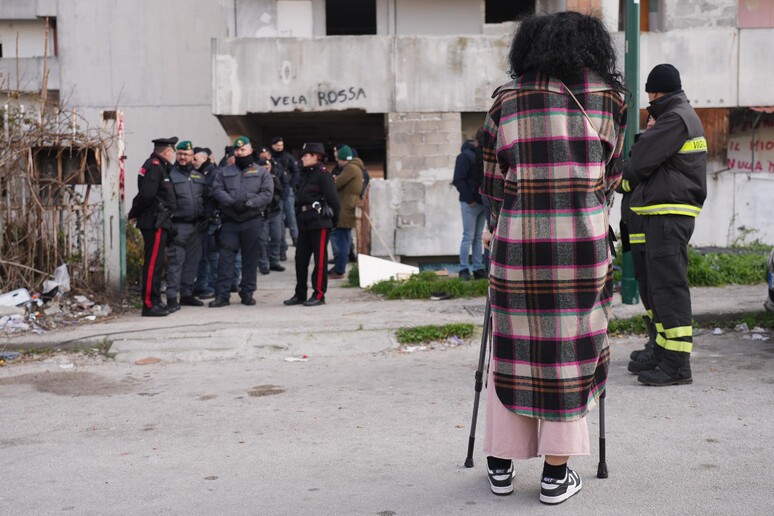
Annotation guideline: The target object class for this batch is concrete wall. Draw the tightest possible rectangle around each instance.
[394,0,481,35]
[45,0,231,209]
[0,20,54,58]
[662,0,737,30]
[738,29,774,107]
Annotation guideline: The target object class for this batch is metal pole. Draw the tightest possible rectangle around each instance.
[464,296,491,468]
[621,0,641,305]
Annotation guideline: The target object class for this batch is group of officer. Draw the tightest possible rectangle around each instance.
[128,134,336,316]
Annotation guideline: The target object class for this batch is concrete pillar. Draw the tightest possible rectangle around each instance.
[100,110,125,295]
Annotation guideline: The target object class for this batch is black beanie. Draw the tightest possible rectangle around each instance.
[645,64,682,93]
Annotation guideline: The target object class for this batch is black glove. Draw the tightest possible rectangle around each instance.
[232,201,247,214]
[196,218,208,233]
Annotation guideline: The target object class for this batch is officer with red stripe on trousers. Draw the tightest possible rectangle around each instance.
[128,137,178,317]
[284,142,340,307]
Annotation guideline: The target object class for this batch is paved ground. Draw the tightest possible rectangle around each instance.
[1,258,773,514]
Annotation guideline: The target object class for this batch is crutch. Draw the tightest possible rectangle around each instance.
[464,295,492,468]
[597,390,608,478]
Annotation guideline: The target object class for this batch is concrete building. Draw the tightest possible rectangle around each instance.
[2,0,774,273]
[212,0,774,258]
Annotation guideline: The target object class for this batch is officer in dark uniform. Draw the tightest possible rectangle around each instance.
[257,147,288,274]
[128,137,178,317]
[210,136,274,307]
[283,142,340,307]
[166,141,207,312]
[271,136,300,256]
[193,147,219,299]
[624,64,707,386]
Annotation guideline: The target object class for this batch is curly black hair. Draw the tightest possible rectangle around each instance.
[508,11,625,93]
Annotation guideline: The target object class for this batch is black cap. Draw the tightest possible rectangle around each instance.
[645,64,682,93]
[203,147,212,156]
[271,136,283,145]
[152,136,179,148]
[193,146,206,154]
[301,142,327,159]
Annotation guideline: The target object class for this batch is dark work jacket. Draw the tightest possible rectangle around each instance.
[212,163,274,223]
[128,153,177,231]
[272,149,300,191]
[170,164,206,222]
[623,90,707,218]
[295,162,340,231]
[197,161,218,219]
[616,132,644,238]
[452,141,482,204]
[267,160,286,212]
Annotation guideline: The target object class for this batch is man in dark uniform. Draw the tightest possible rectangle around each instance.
[127,137,178,317]
[624,64,707,386]
[283,142,340,307]
[210,136,274,307]
[166,141,207,312]
[271,136,300,256]
[193,147,218,299]
[257,147,287,274]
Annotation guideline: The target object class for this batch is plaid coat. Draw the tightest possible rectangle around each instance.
[481,70,627,422]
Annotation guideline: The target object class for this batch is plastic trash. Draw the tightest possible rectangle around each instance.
[0,288,32,307]
[712,327,723,335]
[42,264,70,295]
[284,356,309,362]
[0,352,21,361]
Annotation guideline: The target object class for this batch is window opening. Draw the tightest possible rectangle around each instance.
[485,0,535,24]
[326,0,377,35]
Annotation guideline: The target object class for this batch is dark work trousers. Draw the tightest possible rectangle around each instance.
[140,228,168,309]
[166,223,202,301]
[643,215,695,372]
[631,242,650,314]
[215,217,262,300]
[294,227,330,301]
[194,224,219,295]
[258,210,284,270]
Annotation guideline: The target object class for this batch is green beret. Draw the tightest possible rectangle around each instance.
[233,136,250,148]
[176,140,193,151]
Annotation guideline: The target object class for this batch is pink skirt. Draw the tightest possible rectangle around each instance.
[483,366,590,460]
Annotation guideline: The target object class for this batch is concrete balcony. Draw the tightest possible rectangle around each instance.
[0,57,59,92]
[213,28,774,116]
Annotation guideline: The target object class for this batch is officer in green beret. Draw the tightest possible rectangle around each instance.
[210,136,274,307]
[164,141,207,312]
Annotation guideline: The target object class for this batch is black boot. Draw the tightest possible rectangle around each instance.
[638,351,692,386]
[166,297,180,313]
[628,342,663,374]
[630,316,657,360]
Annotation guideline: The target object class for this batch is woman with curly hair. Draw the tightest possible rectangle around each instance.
[479,11,627,504]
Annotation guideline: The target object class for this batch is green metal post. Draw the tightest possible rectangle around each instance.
[621,0,641,305]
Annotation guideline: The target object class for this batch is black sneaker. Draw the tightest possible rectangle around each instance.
[473,268,488,280]
[540,468,582,505]
[458,268,472,281]
[283,295,304,306]
[270,264,286,272]
[141,305,169,317]
[208,297,230,308]
[180,295,204,307]
[638,365,692,386]
[166,299,180,313]
[280,252,288,262]
[486,458,514,496]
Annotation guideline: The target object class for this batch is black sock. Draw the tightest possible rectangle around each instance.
[487,456,511,470]
[542,462,567,480]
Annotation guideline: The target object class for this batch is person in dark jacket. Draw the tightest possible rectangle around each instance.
[453,140,487,280]
[165,141,207,312]
[623,64,707,386]
[271,136,300,255]
[128,137,178,317]
[618,118,658,362]
[193,147,219,299]
[256,147,287,274]
[209,136,274,307]
[283,142,340,307]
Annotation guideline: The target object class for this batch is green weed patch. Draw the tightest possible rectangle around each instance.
[396,323,475,344]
